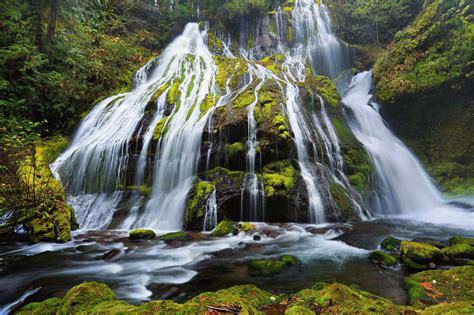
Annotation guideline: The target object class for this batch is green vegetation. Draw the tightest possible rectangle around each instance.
[405,266,474,308]
[129,229,156,240]
[19,266,474,314]
[263,161,296,198]
[184,180,215,229]
[0,137,76,243]
[159,231,191,242]
[381,236,402,251]
[374,0,473,103]
[248,254,300,276]
[371,1,473,195]
[326,0,422,45]
[224,142,246,158]
[400,241,443,270]
[212,219,236,236]
[368,250,397,266]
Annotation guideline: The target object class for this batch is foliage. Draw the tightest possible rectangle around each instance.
[326,0,423,45]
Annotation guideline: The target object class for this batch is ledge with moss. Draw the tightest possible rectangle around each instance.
[19,269,474,314]
[1,137,77,243]
[373,0,474,195]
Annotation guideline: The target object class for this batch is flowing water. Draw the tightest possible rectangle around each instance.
[3,1,473,313]
[342,71,473,228]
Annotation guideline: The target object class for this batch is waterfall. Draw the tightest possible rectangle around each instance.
[203,188,217,231]
[53,23,218,230]
[292,0,350,79]
[342,71,472,227]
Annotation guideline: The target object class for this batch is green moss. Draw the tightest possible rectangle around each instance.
[289,282,410,314]
[238,222,256,232]
[285,305,315,314]
[374,0,473,103]
[14,137,76,243]
[233,90,255,108]
[249,259,287,276]
[280,254,300,266]
[381,236,402,251]
[17,297,62,315]
[405,266,474,308]
[129,229,156,240]
[442,243,474,259]
[127,184,151,196]
[159,231,191,241]
[421,301,474,314]
[224,142,245,158]
[184,180,215,229]
[263,161,296,198]
[450,236,474,246]
[58,282,115,314]
[400,241,443,270]
[303,75,341,107]
[152,116,169,142]
[368,250,397,266]
[212,219,235,236]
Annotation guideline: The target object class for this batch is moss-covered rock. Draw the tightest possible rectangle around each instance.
[212,219,236,236]
[184,180,215,230]
[249,259,287,276]
[441,236,474,260]
[289,282,412,314]
[280,254,300,266]
[249,254,300,276]
[404,266,474,308]
[8,137,77,243]
[129,229,156,240]
[18,281,115,315]
[369,250,397,266]
[400,241,443,270]
[22,276,474,314]
[373,0,474,195]
[381,236,402,251]
[159,231,191,242]
[238,222,256,232]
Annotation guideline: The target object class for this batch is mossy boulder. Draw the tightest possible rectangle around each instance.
[184,180,215,230]
[280,254,300,266]
[404,266,474,308]
[381,236,402,251]
[249,259,287,276]
[400,241,443,270]
[159,231,191,242]
[442,236,474,260]
[237,222,256,232]
[129,229,156,240]
[249,254,300,276]
[369,250,397,266]
[7,137,77,243]
[18,281,115,314]
[212,219,236,236]
[288,282,412,314]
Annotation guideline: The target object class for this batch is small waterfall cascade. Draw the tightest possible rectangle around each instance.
[292,0,351,79]
[53,23,219,230]
[342,72,454,215]
[203,187,218,231]
[284,83,325,223]
[52,0,457,231]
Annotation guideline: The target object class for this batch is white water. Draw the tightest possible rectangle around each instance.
[292,0,350,78]
[203,188,218,231]
[53,23,218,230]
[343,71,473,229]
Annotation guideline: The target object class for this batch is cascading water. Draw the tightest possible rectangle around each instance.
[53,23,219,230]
[342,71,472,227]
[292,0,351,79]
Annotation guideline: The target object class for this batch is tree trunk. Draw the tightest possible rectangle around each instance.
[46,0,59,64]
